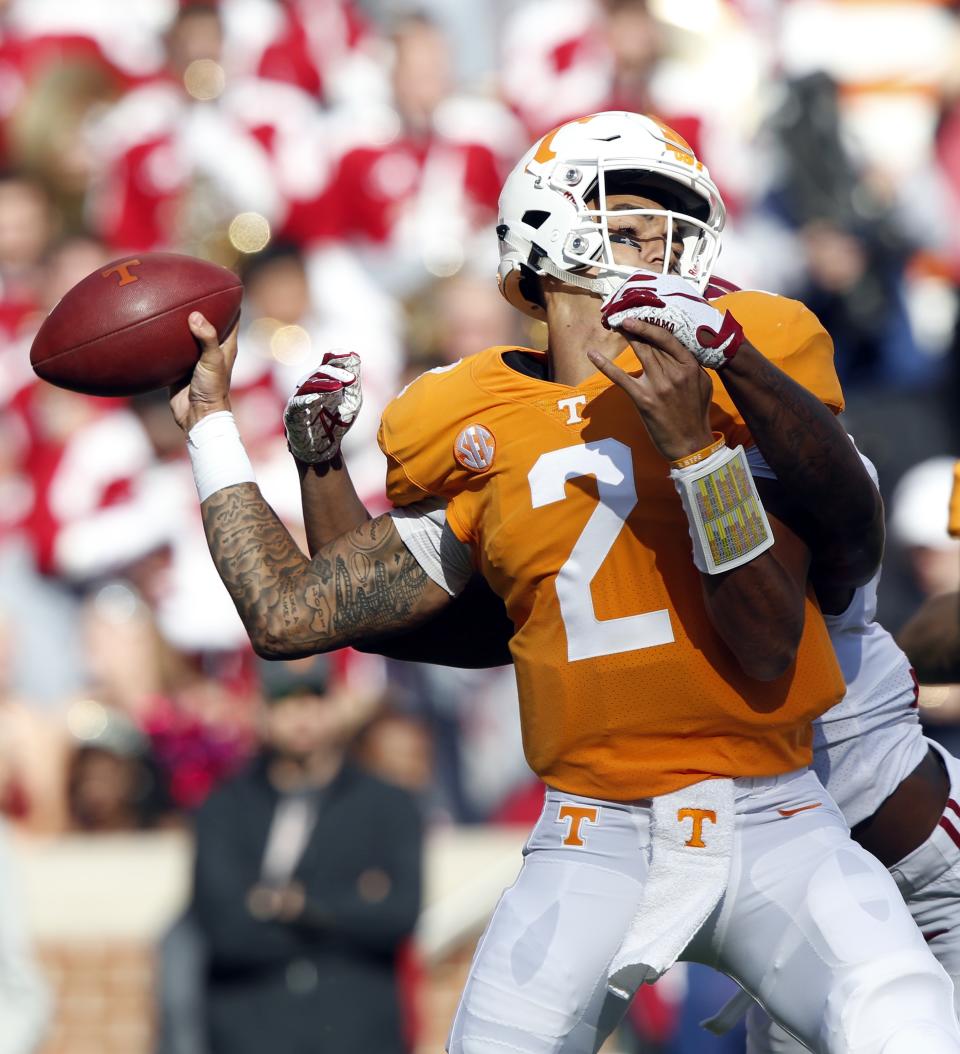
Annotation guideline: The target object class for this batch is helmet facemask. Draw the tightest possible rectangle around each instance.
[546,163,722,299]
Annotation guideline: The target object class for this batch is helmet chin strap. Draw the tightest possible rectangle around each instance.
[537,255,628,300]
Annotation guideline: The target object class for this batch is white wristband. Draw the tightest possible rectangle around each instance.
[187,411,256,503]
[670,443,774,574]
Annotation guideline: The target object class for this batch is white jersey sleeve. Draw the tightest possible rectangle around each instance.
[389,498,473,597]
[744,444,776,480]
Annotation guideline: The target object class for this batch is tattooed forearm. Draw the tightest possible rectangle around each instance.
[200,484,444,658]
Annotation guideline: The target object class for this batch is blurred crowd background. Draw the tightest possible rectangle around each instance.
[2,0,960,1052]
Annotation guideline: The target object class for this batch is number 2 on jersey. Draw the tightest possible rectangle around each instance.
[528,438,675,662]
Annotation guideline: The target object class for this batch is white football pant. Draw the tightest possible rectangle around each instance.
[748,741,960,1052]
[447,771,960,1054]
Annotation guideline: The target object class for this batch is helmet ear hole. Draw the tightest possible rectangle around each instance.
[522,210,550,230]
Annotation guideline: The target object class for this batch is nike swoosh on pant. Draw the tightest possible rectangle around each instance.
[777,803,823,817]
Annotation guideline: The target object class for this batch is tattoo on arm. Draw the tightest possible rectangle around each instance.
[201,484,439,657]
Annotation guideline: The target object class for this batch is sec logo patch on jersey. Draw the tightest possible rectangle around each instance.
[454,424,496,472]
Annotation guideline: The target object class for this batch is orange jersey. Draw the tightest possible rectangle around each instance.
[950,461,960,539]
[379,291,846,800]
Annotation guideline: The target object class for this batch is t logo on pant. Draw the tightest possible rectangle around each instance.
[557,804,599,846]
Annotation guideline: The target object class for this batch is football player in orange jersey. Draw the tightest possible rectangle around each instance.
[281,313,960,1053]
[172,112,960,1052]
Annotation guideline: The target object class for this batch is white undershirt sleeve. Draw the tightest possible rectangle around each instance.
[745,443,776,480]
[389,498,473,596]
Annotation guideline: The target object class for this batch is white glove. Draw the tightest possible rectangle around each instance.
[284,351,362,464]
[600,272,745,369]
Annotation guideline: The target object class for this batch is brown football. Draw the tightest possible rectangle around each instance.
[30,252,243,397]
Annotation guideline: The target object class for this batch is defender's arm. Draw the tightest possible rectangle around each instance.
[599,278,883,590]
[716,342,884,589]
[698,507,812,681]
[283,352,372,556]
[298,459,371,557]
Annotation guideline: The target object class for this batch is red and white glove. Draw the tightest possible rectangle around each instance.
[600,272,745,369]
[284,351,362,464]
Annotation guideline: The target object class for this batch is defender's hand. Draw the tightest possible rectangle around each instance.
[170,312,239,433]
[284,351,362,465]
[588,318,714,463]
[601,272,744,369]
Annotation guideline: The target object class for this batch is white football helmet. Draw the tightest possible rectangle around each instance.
[496,111,726,318]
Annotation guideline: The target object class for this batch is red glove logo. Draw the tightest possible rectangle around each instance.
[600,271,745,368]
[696,311,744,363]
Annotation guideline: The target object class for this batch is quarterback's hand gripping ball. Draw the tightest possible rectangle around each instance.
[601,272,745,369]
[284,351,362,464]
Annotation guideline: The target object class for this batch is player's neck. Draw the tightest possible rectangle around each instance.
[544,291,626,386]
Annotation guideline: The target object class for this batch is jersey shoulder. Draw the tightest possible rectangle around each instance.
[714,289,844,415]
[378,346,528,506]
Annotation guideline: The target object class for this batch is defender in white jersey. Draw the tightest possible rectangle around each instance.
[741,449,960,1050]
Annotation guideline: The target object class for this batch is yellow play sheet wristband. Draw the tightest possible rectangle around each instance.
[669,443,774,574]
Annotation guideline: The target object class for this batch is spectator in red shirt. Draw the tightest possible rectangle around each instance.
[251,0,378,106]
[501,0,702,154]
[288,12,523,295]
[88,1,328,254]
